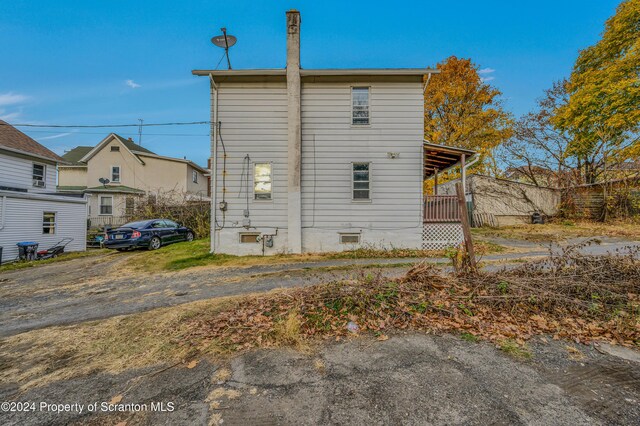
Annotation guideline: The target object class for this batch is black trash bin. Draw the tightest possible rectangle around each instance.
[17,241,39,261]
[0,246,3,265]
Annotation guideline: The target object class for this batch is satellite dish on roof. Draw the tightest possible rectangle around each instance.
[99,177,110,186]
[211,27,236,69]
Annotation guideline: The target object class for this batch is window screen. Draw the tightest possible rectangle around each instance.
[254,163,272,200]
[352,163,370,200]
[43,212,56,234]
[100,196,113,215]
[111,166,120,182]
[352,87,370,125]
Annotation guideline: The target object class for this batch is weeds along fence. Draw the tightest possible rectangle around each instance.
[561,178,640,221]
[129,192,210,238]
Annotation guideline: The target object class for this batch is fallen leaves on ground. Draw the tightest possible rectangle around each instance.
[180,243,640,352]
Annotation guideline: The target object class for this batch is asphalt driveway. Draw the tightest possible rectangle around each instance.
[1,236,638,337]
[2,334,639,425]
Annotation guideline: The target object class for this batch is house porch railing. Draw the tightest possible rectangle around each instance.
[423,195,461,223]
[87,215,132,229]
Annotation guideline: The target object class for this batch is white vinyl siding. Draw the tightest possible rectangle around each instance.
[0,152,57,194]
[301,81,423,230]
[213,82,288,228]
[0,193,87,263]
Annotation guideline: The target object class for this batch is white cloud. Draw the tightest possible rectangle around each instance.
[38,132,72,140]
[481,76,495,82]
[0,109,22,121]
[125,79,141,89]
[0,92,29,107]
[478,68,495,75]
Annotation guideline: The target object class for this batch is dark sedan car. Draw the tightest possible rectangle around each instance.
[104,219,195,251]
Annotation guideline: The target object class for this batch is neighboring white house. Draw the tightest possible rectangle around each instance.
[193,10,474,255]
[0,120,87,264]
[57,133,209,228]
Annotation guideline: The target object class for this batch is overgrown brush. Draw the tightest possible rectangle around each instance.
[129,190,209,237]
[183,242,640,352]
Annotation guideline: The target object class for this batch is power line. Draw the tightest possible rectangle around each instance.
[1,120,210,128]
[24,129,210,137]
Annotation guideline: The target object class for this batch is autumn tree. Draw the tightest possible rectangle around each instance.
[498,80,580,188]
[554,0,640,184]
[424,56,512,174]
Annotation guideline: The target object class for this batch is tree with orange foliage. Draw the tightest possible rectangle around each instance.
[424,56,512,175]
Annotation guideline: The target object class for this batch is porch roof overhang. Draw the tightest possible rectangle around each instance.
[423,142,477,179]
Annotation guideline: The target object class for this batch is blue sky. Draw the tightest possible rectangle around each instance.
[0,0,620,166]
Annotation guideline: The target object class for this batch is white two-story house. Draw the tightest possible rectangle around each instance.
[0,120,87,264]
[194,10,474,255]
[58,133,209,228]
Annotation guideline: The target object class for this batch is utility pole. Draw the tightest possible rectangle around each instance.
[138,119,143,145]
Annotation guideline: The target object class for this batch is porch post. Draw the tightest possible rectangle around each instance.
[434,168,438,195]
[461,154,466,195]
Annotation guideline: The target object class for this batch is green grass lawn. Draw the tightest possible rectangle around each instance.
[123,238,505,273]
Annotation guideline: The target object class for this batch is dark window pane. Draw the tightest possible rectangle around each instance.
[353,190,370,199]
[354,181,369,189]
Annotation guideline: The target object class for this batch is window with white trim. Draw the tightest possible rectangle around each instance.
[32,163,46,187]
[111,166,120,183]
[43,212,56,234]
[352,162,370,200]
[192,170,198,183]
[99,196,113,215]
[254,163,272,200]
[351,87,370,125]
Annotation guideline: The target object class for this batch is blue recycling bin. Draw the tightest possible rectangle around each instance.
[17,241,39,261]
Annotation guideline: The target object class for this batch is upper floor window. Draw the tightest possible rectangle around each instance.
[110,146,120,152]
[32,163,46,188]
[351,87,370,125]
[352,162,370,200]
[111,166,120,183]
[254,163,272,200]
[192,170,198,183]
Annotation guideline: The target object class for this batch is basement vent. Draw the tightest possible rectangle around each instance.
[239,232,260,244]
[339,233,361,244]
[111,146,120,152]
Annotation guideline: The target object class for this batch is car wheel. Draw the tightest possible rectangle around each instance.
[149,237,162,250]
[186,232,194,242]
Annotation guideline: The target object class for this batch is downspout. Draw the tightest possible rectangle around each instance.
[462,154,480,195]
[209,74,219,254]
[0,195,6,230]
[423,72,433,94]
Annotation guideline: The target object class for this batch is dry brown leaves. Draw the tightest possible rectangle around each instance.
[181,244,640,352]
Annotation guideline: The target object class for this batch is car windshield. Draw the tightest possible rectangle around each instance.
[120,221,150,229]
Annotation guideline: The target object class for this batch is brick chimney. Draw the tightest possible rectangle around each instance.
[286,9,302,253]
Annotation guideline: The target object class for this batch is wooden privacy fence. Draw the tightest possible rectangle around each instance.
[423,195,461,222]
